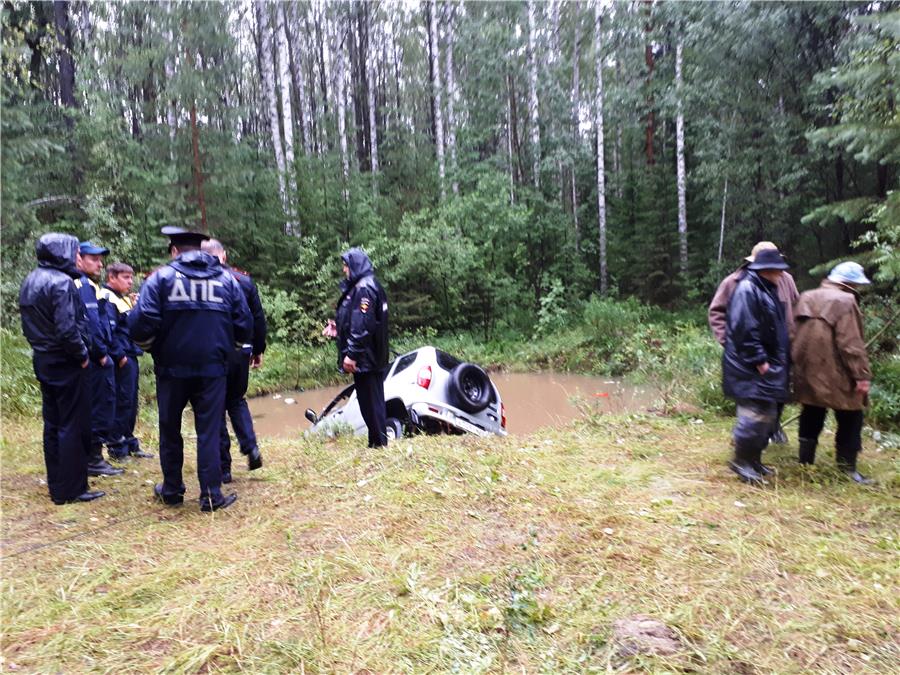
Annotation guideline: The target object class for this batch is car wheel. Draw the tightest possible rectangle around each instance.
[447,363,492,414]
[386,417,404,441]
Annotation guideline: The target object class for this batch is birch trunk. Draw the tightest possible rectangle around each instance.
[336,21,350,203]
[594,1,608,294]
[675,39,687,277]
[367,2,379,182]
[428,1,446,200]
[444,3,458,196]
[717,177,728,264]
[507,74,516,205]
[277,3,299,234]
[571,11,581,250]
[527,0,541,189]
[255,1,288,228]
[287,3,312,156]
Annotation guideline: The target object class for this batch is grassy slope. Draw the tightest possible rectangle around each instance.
[2,409,897,673]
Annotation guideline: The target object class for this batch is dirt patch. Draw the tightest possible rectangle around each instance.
[612,615,682,657]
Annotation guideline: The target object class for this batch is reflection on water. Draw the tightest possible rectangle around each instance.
[247,372,657,438]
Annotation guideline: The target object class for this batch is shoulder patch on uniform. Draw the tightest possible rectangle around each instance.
[359,297,370,313]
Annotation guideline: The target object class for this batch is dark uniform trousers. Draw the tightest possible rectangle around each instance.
[354,370,387,448]
[219,351,258,472]
[33,353,90,501]
[157,375,226,501]
[798,405,864,452]
[109,357,140,457]
[88,359,116,452]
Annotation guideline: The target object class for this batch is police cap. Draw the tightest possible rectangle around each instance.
[161,226,209,250]
[79,241,110,256]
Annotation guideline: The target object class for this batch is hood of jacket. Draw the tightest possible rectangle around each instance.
[36,233,80,279]
[169,250,222,279]
[340,248,374,290]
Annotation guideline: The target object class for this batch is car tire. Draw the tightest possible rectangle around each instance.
[386,417,404,441]
[447,363,492,414]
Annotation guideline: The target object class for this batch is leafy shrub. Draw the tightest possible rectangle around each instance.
[870,356,900,429]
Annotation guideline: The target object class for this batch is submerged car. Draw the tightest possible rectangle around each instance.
[305,346,507,439]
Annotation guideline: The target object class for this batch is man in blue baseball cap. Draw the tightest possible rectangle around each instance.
[75,241,125,477]
[793,261,875,484]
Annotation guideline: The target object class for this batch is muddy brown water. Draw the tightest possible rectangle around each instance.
[248,372,658,437]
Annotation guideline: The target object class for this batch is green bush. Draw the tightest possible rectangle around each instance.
[870,356,900,429]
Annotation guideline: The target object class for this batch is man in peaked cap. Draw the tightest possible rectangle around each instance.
[129,227,253,512]
[75,241,125,478]
[792,262,875,484]
[721,247,792,485]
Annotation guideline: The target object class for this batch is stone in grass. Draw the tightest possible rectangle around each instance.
[612,615,682,658]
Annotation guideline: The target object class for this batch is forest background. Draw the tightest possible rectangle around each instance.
[2,0,898,425]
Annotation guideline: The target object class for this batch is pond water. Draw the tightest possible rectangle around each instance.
[248,372,658,437]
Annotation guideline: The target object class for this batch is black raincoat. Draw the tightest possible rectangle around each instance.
[19,233,90,363]
[335,249,389,373]
[722,270,790,403]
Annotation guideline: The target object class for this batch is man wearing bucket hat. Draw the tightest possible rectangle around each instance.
[709,241,799,444]
[792,262,875,484]
[721,247,792,484]
[129,226,253,511]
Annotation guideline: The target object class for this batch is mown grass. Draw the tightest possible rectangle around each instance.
[2,407,897,672]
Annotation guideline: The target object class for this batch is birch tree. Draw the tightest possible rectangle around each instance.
[527,0,541,189]
[277,2,299,234]
[571,6,581,251]
[594,1,608,294]
[287,3,312,156]
[336,16,350,204]
[367,2,379,185]
[444,3,459,196]
[428,0,446,200]
[255,1,288,230]
[675,37,687,277]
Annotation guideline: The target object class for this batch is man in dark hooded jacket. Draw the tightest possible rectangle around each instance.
[130,227,253,512]
[19,233,105,505]
[722,247,791,484]
[324,248,389,448]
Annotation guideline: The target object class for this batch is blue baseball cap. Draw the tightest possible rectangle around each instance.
[828,261,871,285]
[79,241,110,256]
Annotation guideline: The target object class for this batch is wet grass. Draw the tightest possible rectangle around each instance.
[2,409,898,673]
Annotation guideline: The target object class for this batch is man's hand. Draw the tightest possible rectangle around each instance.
[322,319,337,339]
[756,362,770,375]
[251,354,264,369]
[118,356,128,368]
[342,356,358,374]
[81,358,89,369]
[100,355,109,367]
[855,380,871,394]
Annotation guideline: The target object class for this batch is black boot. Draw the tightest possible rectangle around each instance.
[798,438,817,465]
[728,444,764,484]
[246,447,263,471]
[87,447,125,477]
[53,490,105,505]
[752,447,775,477]
[836,447,875,485]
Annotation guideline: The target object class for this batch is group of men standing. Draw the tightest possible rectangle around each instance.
[19,227,267,510]
[710,242,875,485]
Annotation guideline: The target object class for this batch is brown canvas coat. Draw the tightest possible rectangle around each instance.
[708,267,799,345]
[792,280,871,411]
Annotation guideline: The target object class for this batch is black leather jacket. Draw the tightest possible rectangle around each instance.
[19,233,90,363]
[226,265,267,356]
[335,249,389,374]
[722,270,790,403]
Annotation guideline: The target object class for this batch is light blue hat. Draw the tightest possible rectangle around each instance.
[827,261,871,285]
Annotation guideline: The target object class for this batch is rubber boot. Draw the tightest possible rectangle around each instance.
[751,446,774,477]
[836,447,875,485]
[728,444,764,484]
[798,437,817,465]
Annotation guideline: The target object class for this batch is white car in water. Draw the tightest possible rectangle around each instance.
[305,346,507,440]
